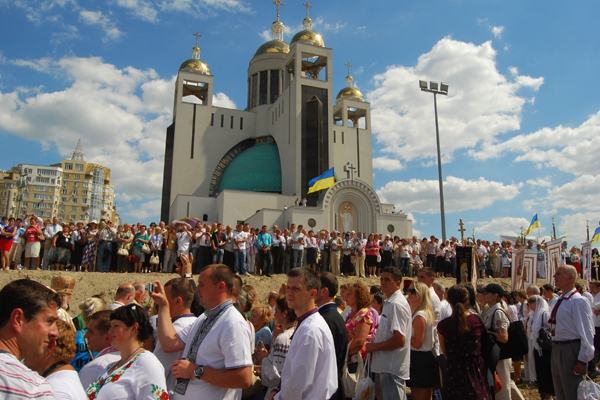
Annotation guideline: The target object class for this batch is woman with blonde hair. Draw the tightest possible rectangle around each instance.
[26,319,87,399]
[250,304,274,350]
[407,281,439,400]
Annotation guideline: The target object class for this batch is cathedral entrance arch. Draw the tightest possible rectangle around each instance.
[322,180,382,234]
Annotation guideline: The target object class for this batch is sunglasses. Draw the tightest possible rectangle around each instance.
[407,288,417,295]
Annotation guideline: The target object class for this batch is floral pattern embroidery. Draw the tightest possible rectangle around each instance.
[345,307,375,359]
[86,352,168,400]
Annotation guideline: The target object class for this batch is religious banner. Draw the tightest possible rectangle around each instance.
[545,238,562,285]
[581,241,592,285]
[456,246,477,287]
[512,249,537,291]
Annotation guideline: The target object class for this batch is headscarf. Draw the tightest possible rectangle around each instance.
[527,295,550,355]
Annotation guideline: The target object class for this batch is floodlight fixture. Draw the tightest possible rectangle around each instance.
[440,82,449,94]
[430,81,438,91]
[419,80,428,90]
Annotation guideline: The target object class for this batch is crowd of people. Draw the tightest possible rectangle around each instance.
[0,255,598,400]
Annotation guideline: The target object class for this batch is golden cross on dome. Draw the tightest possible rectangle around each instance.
[345,61,352,76]
[303,0,312,18]
[192,31,202,45]
[273,0,285,21]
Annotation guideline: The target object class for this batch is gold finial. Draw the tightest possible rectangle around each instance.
[273,0,285,22]
[303,0,312,18]
[345,61,352,76]
[458,218,466,244]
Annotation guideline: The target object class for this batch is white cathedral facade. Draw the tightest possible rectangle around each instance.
[160,3,412,237]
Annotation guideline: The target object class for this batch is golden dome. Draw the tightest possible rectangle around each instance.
[253,39,290,57]
[336,86,364,102]
[290,29,325,47]
[179,58,211,75]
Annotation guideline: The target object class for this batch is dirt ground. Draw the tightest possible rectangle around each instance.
[0,271,585,399]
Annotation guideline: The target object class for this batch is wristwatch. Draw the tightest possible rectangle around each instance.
[184,273,192,278]
[194,365,204,380]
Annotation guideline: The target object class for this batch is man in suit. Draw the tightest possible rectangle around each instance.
[316,271,349,400]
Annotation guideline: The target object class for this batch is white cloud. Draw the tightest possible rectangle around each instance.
[476,216,531,236]
[372,156,403,171]
[161,0,251,15]
[323,21,347,33]
[115,0,158,22]
[79,10,123,42]
[213,92,236,109]
[367,37,543,165]
[491,25,504,39]
[10,57,55,73]
[0,56,174,221]
[376,176,522,214]
[548,175,600,211]
[525,177,552,187]
[557,212,600,246]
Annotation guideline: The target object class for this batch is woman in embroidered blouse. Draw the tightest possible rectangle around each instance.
[131,225,150,274]
[345,283,375,366]
[255,296,297,400]
[86,303,167,400]
[116,224,134,273]
[81,220,98,272]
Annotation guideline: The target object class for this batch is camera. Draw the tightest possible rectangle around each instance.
[145,282,155,293]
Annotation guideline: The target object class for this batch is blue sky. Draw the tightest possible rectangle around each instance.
[1,0,599,246]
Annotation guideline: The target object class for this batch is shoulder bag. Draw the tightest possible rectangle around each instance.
[491,309,529,360]
[343,351,364,398]
[537,313,553,350]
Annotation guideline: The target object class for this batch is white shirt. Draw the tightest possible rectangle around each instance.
[233,230,248,251]
[47,369,87,400]
[552,288,595,363]
[177,231,191,252]
[440,299,452,321]
[428,286,442,355]
[87,351,167,400]
[153,314,197,394]
[274,312,337,400]
[410,310,434,352]
[370,289,412,379]
[45,223,63,239]
[594,293,600,328]
[304,236,318,249]
[291,232,305,250]
[174,304,253,400]
[79,348,121,390]
[0,352,55,399]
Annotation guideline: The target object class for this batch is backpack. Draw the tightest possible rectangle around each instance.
[491,309,529,360]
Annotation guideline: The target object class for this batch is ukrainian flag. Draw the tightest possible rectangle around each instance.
[524,214,540,236]
[307,168,335,194]
[592,226,600,244]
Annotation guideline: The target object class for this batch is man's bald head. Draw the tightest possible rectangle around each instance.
[115,283,135,305]
[554,264,578,292]
[132,281,146,304]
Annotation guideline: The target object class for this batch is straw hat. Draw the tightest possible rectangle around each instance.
[50,276,76,295]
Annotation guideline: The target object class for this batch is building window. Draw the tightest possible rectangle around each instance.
[60,206,66,211]
[72,198,77,203]
[71,214,76,220]
[65,164,73,170]
[64,173,69,178]
[62,189,68,194]
[75,174,80,179]
[75,164,84,171]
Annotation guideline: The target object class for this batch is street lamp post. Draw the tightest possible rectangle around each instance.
[419,80,449,242]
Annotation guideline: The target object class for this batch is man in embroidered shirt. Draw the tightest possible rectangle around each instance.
[152,264,252,400]
[79,310,121,389]
[551,264,595,400]
[269,268,337,399]
[0,279,60,399]
[366,266,411,400]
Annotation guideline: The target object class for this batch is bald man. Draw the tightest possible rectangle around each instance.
[107,283,135,310]
[550,265,595,400]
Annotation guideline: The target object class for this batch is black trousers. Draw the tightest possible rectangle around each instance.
[259,249,272,276]
[272,246,283,274]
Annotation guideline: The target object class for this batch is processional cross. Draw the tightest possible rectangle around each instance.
[458,218,466,244]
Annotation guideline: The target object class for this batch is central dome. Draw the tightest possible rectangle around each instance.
[336,86,364,102]
[254,40,290,58]
[218,142,282,193]
[290,29,325,47]
[179,58,210,75]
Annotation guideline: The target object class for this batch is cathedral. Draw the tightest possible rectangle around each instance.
[160,1,412,237]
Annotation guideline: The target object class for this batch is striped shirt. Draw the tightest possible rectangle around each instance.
[0,351,55,399]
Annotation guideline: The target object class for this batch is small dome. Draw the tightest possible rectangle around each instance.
[336,86,364,102]
[218,142,282,193]
[179,58,211,75]
[253,39,290,58]
[290,29,325,47]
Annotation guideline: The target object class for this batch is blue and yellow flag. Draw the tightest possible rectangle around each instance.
[592,226,600,245]
[307,168,335,194]
[524,214,540,236]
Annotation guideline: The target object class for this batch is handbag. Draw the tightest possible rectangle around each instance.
[149,252,160,265]
[491,309,529,360]
[117,247,129,256]
[493,371,503,394]
[578,374,600,400]
[537,314,553,350]
[353,354,375,400]
[343,352,364,398]
[141,243,151,254]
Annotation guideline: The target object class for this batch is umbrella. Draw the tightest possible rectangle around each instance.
[181,216,202,227]
[171,220,192,229]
